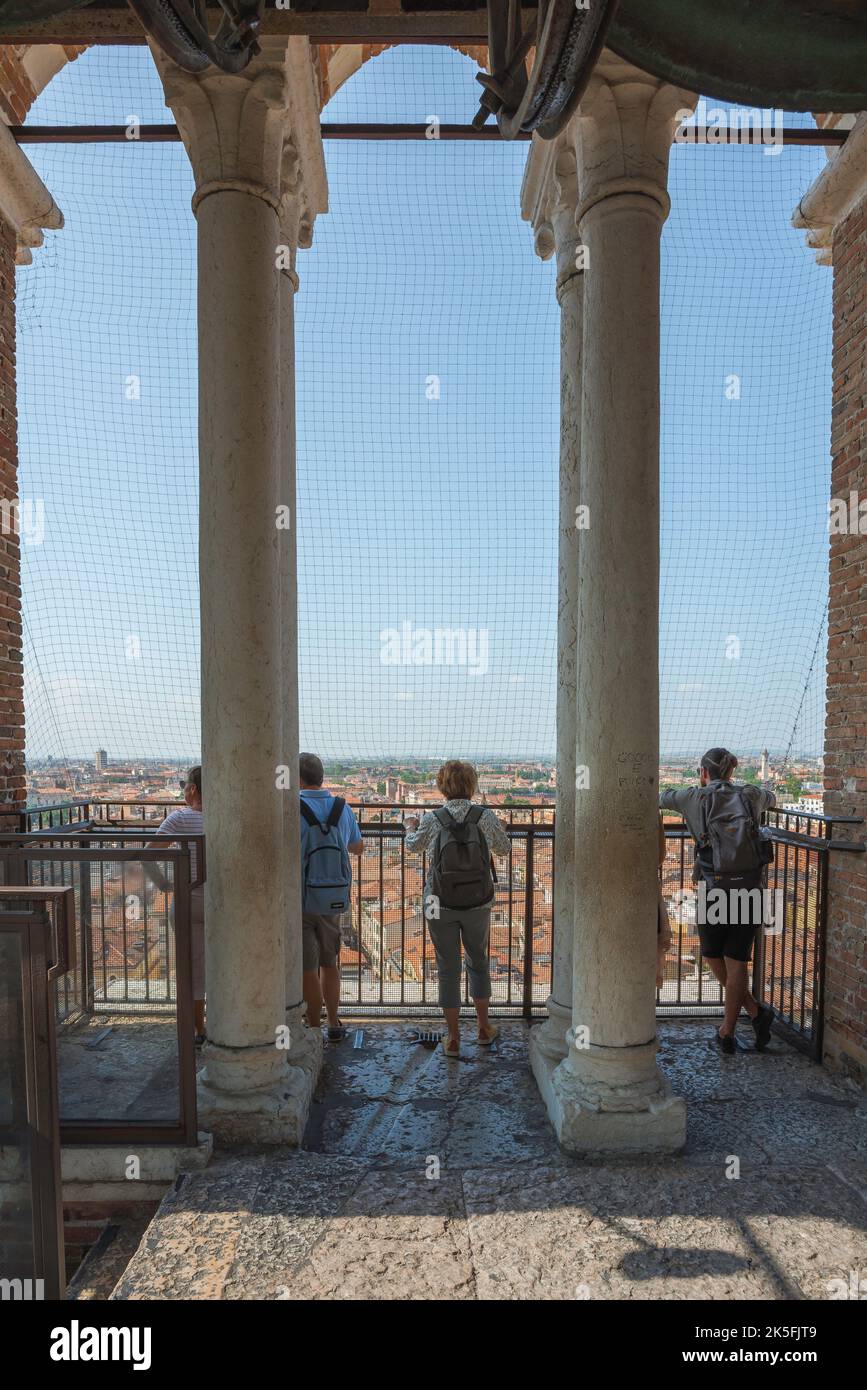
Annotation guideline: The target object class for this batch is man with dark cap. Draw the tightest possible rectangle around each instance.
[660,747,776,1054]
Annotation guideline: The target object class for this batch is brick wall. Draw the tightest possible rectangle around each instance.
[0,212,24,829]
[824,191,867,1080]
[0,43,85,827]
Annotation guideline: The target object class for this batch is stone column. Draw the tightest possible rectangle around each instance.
[151,38,326,1143]
[275,47,328,1078]
[521,133,582,1086]
[548,55,696,1153]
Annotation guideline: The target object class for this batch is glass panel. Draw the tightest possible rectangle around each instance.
[0,929,35,1282]
[43,856,182,1128]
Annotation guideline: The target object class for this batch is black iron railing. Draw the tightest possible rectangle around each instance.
[343,818,553,1017]
[17,798,864,1053]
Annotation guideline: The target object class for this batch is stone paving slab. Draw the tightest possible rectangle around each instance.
[460,1162,867,1301]
[112,1153,366,1300]
[684,1098,867,1166]
[108,1020,867,1301]
[308,1023,567,1168]
[285,1170,475,1300]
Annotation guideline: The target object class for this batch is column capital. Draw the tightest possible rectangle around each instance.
[793,111,867,265]
[0,121,63,265]
[521,122,582,301]
[150,35,327,247]
[573,50,697,223]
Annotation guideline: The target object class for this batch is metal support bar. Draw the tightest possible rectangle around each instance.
[9,124,848,146]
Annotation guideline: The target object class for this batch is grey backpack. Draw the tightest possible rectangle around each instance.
[300,796,352,914]
[695,781,772,890]
[427,807,496,911]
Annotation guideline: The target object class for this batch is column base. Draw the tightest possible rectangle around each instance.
[547,1055,687,1154]
[197,1036,320,1146]
[531,995,572,1063]
[286,1007,325,1085]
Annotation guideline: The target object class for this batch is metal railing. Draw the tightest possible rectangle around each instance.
[660,813,865,1056]
[22,797,558,832]
[343,818,553,1017]
[18,798,864,1052]
[0,830,199,1145]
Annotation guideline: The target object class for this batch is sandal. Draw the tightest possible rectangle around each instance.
[478,1023,500,1046]
[327,1019,348,1042]
[441,1037,461,1059]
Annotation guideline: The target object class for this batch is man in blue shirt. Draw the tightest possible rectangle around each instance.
[299,752,362,1041]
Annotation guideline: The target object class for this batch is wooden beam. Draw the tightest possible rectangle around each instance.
[0,4,511,45]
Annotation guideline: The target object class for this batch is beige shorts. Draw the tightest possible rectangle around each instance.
[302,912,342,971]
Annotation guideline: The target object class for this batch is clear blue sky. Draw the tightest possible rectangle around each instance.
[17,45,831,764]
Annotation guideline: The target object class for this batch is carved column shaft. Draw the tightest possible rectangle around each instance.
[151,36,326,1142]
[549,56,696,1152]
[523,133,583,1067]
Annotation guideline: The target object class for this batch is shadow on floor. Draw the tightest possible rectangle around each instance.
[108,1020,867,1300]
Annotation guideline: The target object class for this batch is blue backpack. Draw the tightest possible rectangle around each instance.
[300,796,353,915]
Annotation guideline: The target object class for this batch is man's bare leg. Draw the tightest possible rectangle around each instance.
[320,964,342,1028]
[303,968,323,1029]
[706,956,759,1037]
[722,957,751,1037]
[706,956,727,992]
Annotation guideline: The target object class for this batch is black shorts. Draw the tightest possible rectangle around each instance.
[699,923,758,963]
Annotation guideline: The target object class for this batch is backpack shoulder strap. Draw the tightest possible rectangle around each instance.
[465,805,484,826]
[326,796,345,830]
[300,799,321,830]
[433,808,455,831]
[695,785,712,847]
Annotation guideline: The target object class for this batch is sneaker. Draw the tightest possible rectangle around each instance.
[752,1003,775,1051]
[478,1022,500,1046]
[715,1030,736,1056]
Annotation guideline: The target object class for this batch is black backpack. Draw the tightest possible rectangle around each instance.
[694,781,773,890]
[427,807,496,911]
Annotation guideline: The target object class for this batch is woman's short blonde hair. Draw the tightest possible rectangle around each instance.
[436,760,478,800]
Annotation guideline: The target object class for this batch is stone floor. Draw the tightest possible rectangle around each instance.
[57,1012,179,1123]
[110,1019,867,1300]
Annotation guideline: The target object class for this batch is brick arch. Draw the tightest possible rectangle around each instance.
[316,41,488,110]
[0,39,489,127]
[0,43,86,125]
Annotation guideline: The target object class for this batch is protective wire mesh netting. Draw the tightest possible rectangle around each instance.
[16,44,831,782]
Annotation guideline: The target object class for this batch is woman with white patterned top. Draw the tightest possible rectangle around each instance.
[154,766,205,1041]
[404,760,510,1058]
